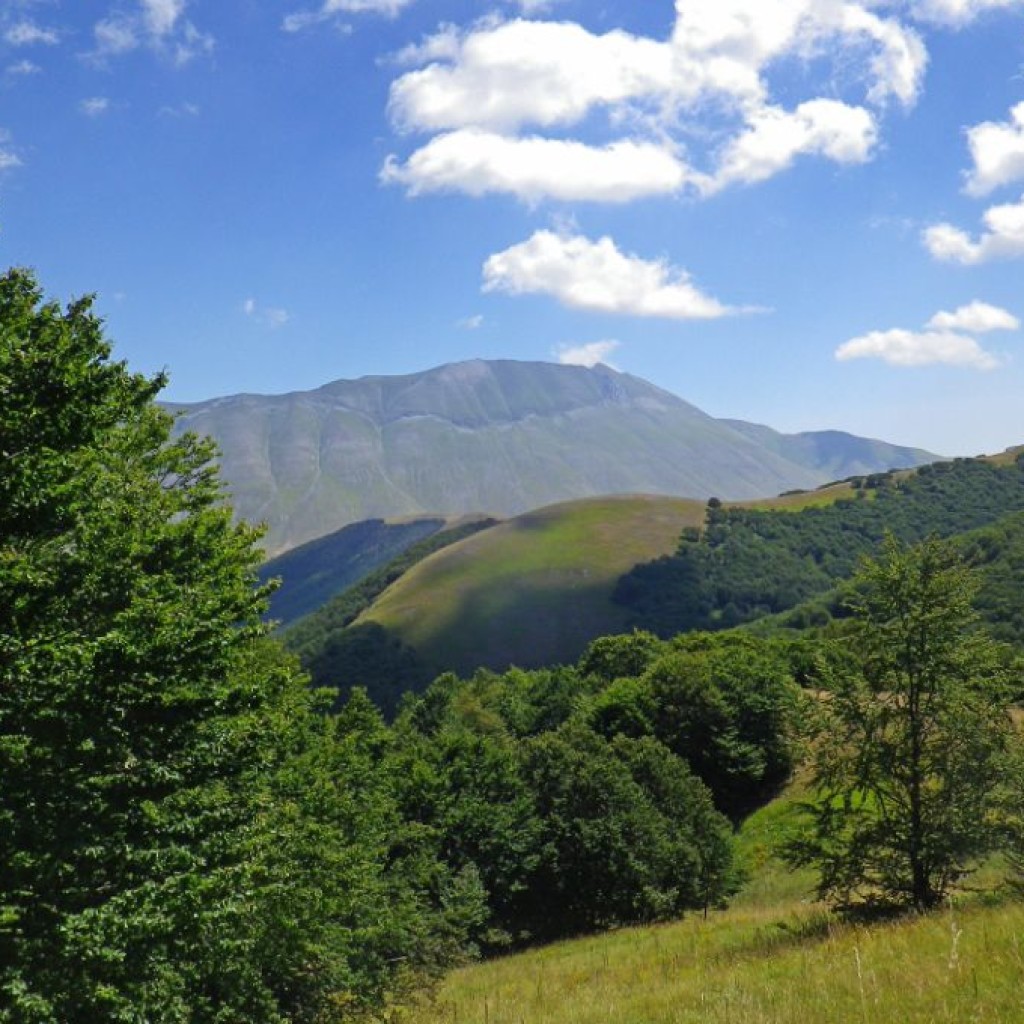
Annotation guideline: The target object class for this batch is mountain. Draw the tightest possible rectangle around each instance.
[719,420,937,480]
[169,360,938,556]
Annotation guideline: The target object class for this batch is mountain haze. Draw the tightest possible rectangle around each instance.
[169,360,937,555]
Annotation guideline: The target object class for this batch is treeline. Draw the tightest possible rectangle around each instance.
[277,519,499,716]
[616,458,1024,637]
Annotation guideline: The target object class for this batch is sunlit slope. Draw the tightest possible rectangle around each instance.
[403,779,1024,1024]
[357,495,705,674]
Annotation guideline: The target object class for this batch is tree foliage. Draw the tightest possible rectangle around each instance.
[0,270,472,1021]
[616,459,1024,639]
[788,535,1016,912]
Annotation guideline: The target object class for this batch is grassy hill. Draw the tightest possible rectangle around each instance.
[357,495,706,675]
[400,780,1024,1024]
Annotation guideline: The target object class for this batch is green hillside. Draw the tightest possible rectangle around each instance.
[288,453,1024,702]
[358,495,707,675]
[401,784,1024,1024]
[616,453,1024,637]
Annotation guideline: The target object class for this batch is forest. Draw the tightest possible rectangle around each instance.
[3,268,1024,1022]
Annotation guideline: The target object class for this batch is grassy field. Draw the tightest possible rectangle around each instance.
[396,783,1024,1024]
[358,495,706,674]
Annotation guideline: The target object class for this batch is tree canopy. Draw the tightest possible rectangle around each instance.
[0,269,476,1021]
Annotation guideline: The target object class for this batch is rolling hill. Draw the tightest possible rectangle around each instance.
[354,494,706,676]
[169,360,936,556]
[284,452,1024,705]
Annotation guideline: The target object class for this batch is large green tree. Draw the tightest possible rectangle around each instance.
[0,270,455,1021]
[789,535,1015,912]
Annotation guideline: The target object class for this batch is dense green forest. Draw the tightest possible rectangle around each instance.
[616,457,1024,637]
[4,268,1024,1021]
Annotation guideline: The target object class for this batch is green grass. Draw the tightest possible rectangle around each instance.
[358,495,706,674]
[730,480,859,512]
[399,899,1024,1024]
[395,780,1024,1024]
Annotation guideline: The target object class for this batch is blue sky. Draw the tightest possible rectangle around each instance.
[3,0,1024,455]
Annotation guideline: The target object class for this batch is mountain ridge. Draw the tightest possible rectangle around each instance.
[168,359,938,556]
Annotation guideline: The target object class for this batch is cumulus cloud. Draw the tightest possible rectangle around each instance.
[963,101,1024,197]
[382,131,690,203]
[555,340,621,368]
[457,314,484,329]
[926,300,1020,333]
[704,99,877,193]
[4,21,58,46]
[382,2,929,204]
[79,96,111,117]
[836,328,1001,368]
[836,301,1019,369]
[923,194,1024,263]
[483,230,733,320]
[387,20,673,134]
[92,1,213,65]
[242,298,291,329]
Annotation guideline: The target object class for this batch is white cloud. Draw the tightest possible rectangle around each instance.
[457,314,484,329]
[4,21,59,46]
[836,328,1001,368]
[382,3,928,204]
[926,301,1020,332]
[92,1,212,65]
[704,99,877,193]
[0,128,21,170]
[388,20,673,134]
[93,18,139,57]
[242,298,291,329]
[283,0,414,32]
[907,0,1024,27]
[483,230,733,320]
[963,101,1024,197]
[836,302,1020,369]
[141,0,186,37]
[79,96,110,117]
[923,193,1024,263]
[382,130,690,203]
[158,101,200,117]
[555,340,621,367]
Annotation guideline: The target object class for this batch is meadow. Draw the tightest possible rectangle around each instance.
[397,786,1024,1024]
